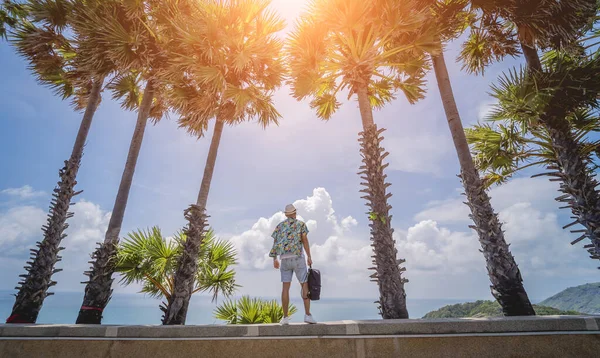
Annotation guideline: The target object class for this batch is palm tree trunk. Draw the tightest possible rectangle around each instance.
[162,118,225,325]
[355,84,409,319]
[431,51,535,316]
[6,76,104,324]
[75,81,155,324]
[519,40,542,72]
[517,40,600,265]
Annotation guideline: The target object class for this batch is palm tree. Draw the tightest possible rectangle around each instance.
[161,0,285,325]
[467,76,600,188]
[409,0,535,316]
[73,0,169,324]
[460,0,600,265]
[287,0,441,319]
[116,227,237,317]
[5,0,114,324]
[214,296,297,324]
[0,0,27,40]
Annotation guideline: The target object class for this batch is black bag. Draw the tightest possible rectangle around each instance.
[307,267,321,301]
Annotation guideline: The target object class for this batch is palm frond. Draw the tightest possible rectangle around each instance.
[214,298,238,324]
[214,295,297,324]
[27,0,71,30]
[1,0,28,40]
[287,0,435,120]
[116,226,238,302]
[11,21,77,99]
[458,20,520,75]
[107,72,141,111]
[161,0,284,133]
[487,66,553,128]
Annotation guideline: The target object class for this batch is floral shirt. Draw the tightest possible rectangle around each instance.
[269,218,309,258]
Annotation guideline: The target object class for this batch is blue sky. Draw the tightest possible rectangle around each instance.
[0,0,598,313]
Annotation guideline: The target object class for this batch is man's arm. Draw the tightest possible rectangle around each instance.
[270,228,279,269]
[301,233,312,266]
[270,241,280,269]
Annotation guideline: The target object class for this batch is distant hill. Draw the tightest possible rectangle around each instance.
[423,300,582,319]
[539,282,600,315]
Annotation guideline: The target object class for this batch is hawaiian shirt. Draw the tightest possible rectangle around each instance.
[268,217,309,258]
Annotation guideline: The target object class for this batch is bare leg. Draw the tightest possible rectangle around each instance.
[282,282,291,317]
[301,282,311,316]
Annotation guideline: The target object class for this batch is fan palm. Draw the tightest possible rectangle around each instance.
[214,296,297,324]
[161,0,284,325]
[467,69,600,188]
[467,113,600,185]
[410,0,535,316]
[287,0,441,319]
[74,0,170,324]
[5,0,117,324]
[460,0,600,265]
[116,227,238,317]
[460,0,596,75]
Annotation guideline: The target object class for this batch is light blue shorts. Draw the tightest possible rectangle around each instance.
[280,256,308,283]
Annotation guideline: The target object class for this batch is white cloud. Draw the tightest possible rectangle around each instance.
[65,200,112,254]
[409,176,598,294]
[497,201,590,276]
[225,188,382,297]
[0,193,112,291]
[223,182,599,301]
[413,177,560,224]
[1,185,45,199]
[1,181,596,304]
[0,206,46,253]
[223,187,489,299]
[499,202,559,244]
[397,220,482,274]
[227,187,355,270]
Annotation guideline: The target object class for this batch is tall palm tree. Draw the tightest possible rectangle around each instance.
[407,0,535,316]
[158,0,284,325]
[287,0,440,319]
[73,0,169,324]
[116,227,238,318]
[5,0,115,324]
[460,0,600,265]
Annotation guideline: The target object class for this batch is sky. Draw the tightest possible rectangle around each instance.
[0,0,598,315]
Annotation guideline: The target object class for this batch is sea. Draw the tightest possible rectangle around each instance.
[0,290,484,325]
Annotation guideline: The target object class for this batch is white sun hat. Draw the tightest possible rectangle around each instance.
[284,204,297,215]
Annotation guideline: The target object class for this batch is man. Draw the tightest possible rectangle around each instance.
[269,204,317,325]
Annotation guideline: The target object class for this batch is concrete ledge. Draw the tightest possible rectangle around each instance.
[2,317,600,358]
[1,332,600,358]
[1,315,599,338]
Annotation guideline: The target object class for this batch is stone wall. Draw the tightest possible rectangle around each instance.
[1,316,599,357]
